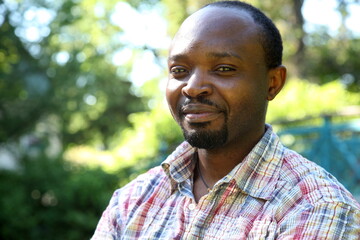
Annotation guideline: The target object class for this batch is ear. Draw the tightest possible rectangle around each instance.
[267,65,286,101]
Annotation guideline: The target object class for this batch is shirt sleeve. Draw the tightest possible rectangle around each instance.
[277,201,360,239]
[91,191,121,240]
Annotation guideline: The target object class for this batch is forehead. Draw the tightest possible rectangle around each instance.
[169,6,262,59]
[179,6,257,34]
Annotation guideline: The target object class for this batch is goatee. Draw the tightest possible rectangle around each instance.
[178,97,228,149]
[181,122,228,149]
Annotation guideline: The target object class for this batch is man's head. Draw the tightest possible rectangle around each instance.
[203,1,283,69]
[166,1,286,150]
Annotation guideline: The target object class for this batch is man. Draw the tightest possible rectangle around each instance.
[92,1,360,239]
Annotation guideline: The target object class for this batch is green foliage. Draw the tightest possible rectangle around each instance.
[267,79,360,124]
[1,0,360,237]
[114,102,183,170]
[0,155,129,240]
[305,33,360,91]
[0,15,49,142]
[0,0,145,148]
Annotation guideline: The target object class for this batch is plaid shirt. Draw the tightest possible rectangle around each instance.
[92,126,360,239]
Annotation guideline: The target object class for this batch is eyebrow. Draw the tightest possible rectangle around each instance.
[168,54,188,62]
[168,51,243,62]
[207,51,243,61]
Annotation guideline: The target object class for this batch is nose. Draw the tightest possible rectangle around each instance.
[181,70,212,98]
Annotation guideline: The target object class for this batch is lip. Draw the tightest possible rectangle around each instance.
[181,104,223,123]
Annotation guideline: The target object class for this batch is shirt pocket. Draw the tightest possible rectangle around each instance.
[247,218,277,240]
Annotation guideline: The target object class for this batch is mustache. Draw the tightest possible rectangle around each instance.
[184,98,216,107]
[178,97,223,114]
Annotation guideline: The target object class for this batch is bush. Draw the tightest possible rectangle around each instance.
[0,155,126,240]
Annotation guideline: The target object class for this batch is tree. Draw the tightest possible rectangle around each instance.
[0,0,149,238]
[303,1,360,91]
[0,0,145,152]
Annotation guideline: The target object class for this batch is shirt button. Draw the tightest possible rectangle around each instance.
[188,203,196,210]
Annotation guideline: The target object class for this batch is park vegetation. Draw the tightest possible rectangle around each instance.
[0,0,359,239]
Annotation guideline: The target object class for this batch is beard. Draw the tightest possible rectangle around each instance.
[177,97,228,149]
[180,121,228,149]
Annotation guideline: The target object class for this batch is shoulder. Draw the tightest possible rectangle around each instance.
[279,149,358,206]
[112,166,170,205]
[105,166,171,224]
[271,149,360,238]
[271,148,360,237]
[91,166,170,239]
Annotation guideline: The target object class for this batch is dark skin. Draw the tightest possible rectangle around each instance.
[166,6,286,202]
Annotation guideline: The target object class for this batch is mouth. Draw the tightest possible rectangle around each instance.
[181,104,224,123]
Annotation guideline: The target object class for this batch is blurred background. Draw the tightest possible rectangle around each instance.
[0,0,359,239]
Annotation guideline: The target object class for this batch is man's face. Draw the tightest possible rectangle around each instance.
[166,7,271,149]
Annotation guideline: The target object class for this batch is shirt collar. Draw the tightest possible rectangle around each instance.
[161,142,196,192]
[161,125,284,200]
[231,125,284,200]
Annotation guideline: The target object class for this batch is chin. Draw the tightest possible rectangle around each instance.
[183,126,228,150]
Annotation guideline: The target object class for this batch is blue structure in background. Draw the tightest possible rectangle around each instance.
[276,114,360,196]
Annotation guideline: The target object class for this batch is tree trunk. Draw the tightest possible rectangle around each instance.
[291,0,306,78]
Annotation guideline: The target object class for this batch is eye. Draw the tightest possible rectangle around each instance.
[216,66,236,72]
[212,65,237,76]
[170,66,189,78]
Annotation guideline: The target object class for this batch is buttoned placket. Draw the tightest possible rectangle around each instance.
[183,188,222,239]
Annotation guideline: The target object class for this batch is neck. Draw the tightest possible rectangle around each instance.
[196,126,265,184]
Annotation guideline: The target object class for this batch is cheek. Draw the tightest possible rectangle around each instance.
[166,79,184,116]
[224,84,267,119]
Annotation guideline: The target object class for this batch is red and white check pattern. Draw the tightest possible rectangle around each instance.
[92,126,360,239]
